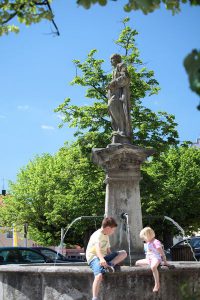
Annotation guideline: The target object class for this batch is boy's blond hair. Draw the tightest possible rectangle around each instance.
[140,227,155,240]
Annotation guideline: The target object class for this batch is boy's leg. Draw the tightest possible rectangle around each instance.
[110,250,127,266]
[92,273,103,299]
[89,257,105,299]
[104,250,127,272]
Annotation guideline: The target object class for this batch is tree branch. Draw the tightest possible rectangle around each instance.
[46,0,60,36]
[90,84,108,101]
[1,3,25,25]
[1,0,60,36]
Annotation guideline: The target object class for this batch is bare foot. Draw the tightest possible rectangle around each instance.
[153,285,160,292]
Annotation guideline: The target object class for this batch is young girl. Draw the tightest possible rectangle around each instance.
[135,227,168,292]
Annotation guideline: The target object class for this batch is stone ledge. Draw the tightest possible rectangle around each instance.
[0,261,199,273]
[0,262,199,300]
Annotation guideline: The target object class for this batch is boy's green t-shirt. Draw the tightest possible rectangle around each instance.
[86,228,110,264]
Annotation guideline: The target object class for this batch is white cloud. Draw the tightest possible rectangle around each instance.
[41,125,55,130]
[17,105,30,111]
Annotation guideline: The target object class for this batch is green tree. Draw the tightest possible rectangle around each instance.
[55,18,179,155]
[141,145,200,247]
[0,144,105,246]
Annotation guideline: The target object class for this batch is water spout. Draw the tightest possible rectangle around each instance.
[121,212,132,267]
[121,212,128,220]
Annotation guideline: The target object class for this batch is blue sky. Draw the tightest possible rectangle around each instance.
[1,1,199,189]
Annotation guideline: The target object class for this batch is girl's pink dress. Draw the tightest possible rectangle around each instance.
[144,239,162,264]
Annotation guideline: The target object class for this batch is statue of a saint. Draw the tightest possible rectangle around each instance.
[108,54,132,144]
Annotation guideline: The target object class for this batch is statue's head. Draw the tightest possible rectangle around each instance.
[110,54,122,66]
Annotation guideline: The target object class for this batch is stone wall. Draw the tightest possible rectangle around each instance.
[0,262,200,300]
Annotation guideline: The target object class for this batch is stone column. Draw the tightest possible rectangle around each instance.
[92,143,154,263]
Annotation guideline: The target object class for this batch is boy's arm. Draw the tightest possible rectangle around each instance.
[95,243,108,267]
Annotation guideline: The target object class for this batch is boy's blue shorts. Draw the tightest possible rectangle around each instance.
[89,251,118,276]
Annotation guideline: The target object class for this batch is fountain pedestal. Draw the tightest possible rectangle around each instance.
[92,143,154,263]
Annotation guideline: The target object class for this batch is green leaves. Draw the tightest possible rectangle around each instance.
[184,49,200,105]
[77,0,108,9]
[78,0,200,14]
[0,145,105,245]
[0,0,55,36]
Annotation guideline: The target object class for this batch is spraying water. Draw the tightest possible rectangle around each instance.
[55,216,103,264]
[164,216,197,261]
[164,216,185,237]
[62,215,103,242]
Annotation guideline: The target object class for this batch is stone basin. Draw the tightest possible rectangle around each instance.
[0,262,200,299]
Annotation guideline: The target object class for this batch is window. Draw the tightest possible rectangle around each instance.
[6,231,13,239]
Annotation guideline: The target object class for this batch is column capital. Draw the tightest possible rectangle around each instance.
[92,143,154,171]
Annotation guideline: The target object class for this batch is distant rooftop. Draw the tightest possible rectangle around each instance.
[192,138,200,148]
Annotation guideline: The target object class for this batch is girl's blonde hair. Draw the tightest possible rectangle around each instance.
[140,227,155,240]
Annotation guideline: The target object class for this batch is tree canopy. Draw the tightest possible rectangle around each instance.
[1,144,105,245]
[141,145,200,246]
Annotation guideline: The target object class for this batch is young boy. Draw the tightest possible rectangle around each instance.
[86,216,127,300]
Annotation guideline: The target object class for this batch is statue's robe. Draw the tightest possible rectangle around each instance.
[108,62,132,138]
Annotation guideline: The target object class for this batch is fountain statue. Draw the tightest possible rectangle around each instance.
[92,54,154,263]
[107,53,132,144]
